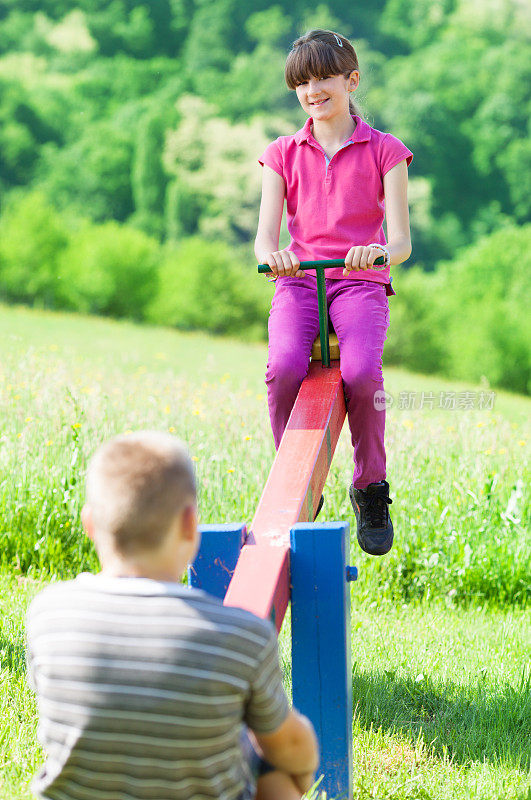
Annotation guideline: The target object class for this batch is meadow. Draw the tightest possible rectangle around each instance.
[0,303,530,799]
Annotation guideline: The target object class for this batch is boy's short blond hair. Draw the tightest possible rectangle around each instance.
[86,431,196,555]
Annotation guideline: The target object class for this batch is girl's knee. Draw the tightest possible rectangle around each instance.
[341,359,383,396]
[266,353,309,390]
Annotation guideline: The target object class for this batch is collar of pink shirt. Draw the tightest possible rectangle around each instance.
[293,114,372,147]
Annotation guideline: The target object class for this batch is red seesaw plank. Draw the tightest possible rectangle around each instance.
[224,361,346,629]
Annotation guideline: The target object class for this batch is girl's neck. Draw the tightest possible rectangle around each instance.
[311,112,356,146]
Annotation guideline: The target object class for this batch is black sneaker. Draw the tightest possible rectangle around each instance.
[314,494,324,521]
[349,480,393,556]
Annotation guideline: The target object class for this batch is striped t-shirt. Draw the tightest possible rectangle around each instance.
[26,573,290,800]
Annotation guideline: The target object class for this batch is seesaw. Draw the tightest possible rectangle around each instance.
[189,258,385,799]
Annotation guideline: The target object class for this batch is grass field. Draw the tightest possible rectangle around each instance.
[0,303,530,799]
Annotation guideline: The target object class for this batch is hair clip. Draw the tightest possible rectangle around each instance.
[333,34,343,47]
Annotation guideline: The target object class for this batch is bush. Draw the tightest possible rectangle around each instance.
[147,237,271,338]
[0,190,69,306]
[386,224,531,394]
[439,225,531,394]
[57,220,160,319]
[385,266,447,374]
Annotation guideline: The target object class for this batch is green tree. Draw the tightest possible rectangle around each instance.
[131,108,174,237]
[37,121,134,222]
[0,78,60,188]
[163,95,291,243]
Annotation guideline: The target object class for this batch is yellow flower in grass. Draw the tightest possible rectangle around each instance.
[72,423,82,429]
[25,416,33,423]
[168,427,176,433]
[191,456,199,462]
[227,468,235,474]
[518,440,526,447]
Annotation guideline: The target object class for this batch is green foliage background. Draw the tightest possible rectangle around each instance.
[0,0,529,390]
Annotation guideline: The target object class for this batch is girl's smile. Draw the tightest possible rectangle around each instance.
[295,73,358,118]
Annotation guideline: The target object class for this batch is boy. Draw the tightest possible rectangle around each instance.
[26,431,319,800]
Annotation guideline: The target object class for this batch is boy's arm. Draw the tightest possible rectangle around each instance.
[244,623,318,791]
[252,709,319,792]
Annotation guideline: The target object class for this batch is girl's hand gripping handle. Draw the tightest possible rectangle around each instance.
[260,250,305,279]
[257,256,385,276]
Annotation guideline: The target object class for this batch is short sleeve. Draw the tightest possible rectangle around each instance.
[258,139,284,179]
[244,623,290,734]
[380,133,413,176]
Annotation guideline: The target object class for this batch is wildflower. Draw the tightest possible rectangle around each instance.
[191,456,199,462]
[168,426,176,433]
[25,416,33,423]
[72,423,82,429]
[46,440,53,446]
[245,436,252,441]
[402,419,414,429]
[164,405,170,414]
[518,440,526,447]
[227,468,235,473]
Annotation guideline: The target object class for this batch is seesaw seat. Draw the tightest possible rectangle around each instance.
[311,332,340,361]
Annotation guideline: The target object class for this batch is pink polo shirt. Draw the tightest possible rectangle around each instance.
[258,115,413,294]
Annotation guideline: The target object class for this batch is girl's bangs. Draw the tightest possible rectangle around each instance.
[285,40,345,88]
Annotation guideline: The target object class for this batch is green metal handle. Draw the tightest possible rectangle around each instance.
[258,257,386,368]
[257,256,385,274]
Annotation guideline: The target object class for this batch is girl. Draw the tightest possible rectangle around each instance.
[255,29,413,556]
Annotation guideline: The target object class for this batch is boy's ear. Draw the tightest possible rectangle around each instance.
[81,504,95,541]
[180,502,199,542]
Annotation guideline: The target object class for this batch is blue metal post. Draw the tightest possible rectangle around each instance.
[188,523,246,600]
[290,521,353,800]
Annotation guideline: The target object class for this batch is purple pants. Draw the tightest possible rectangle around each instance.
[265,276,390,490]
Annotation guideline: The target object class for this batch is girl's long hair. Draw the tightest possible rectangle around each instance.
[285,29,362,117]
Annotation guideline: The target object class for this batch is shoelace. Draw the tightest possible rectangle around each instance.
[365,491,392,528]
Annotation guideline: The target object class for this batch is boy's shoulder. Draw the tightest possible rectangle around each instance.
[27,574,276,643]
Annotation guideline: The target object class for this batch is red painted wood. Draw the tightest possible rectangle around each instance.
[223,544,290,633]
[224,362,346,629]
[251,361,346,547]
